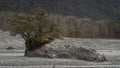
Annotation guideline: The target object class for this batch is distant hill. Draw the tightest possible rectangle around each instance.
[0,0,120,21]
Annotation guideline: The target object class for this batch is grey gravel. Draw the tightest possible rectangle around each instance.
[0,31,120,66]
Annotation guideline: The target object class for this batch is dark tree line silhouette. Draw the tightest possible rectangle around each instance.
[0,0,120,21]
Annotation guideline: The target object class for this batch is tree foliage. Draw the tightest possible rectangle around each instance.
[9,7,59,49]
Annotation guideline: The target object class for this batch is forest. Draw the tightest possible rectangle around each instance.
[0,0,120,38]
[0,12,120,39]
[0,0,120,21]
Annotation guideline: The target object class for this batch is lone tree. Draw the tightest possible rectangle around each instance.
[9,7,107,62]
[9,7,59,56]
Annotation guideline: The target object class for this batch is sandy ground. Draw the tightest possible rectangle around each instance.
[0,31,120,67]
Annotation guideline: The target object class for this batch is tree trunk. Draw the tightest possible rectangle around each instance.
[24,39,50,57]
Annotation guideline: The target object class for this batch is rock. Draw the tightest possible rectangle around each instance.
[25,47,107,62]
[25,39,107,62]
[96,54,107,62]
[6,47,15,50]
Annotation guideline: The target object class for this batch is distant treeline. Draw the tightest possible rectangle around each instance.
[52,15,120,39]
[0,12,120,39]
[0,0,120,21]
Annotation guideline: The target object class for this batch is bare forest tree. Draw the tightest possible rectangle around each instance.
[0,12,120,39]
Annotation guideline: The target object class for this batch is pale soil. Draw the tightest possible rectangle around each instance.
[0,31,120,66]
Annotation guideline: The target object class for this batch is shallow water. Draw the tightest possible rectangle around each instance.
[97,50,120,56]
[0,50,119,56]
[0,53,24,56]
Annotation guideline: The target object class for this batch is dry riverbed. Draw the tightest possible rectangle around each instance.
[0,31,120,67]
